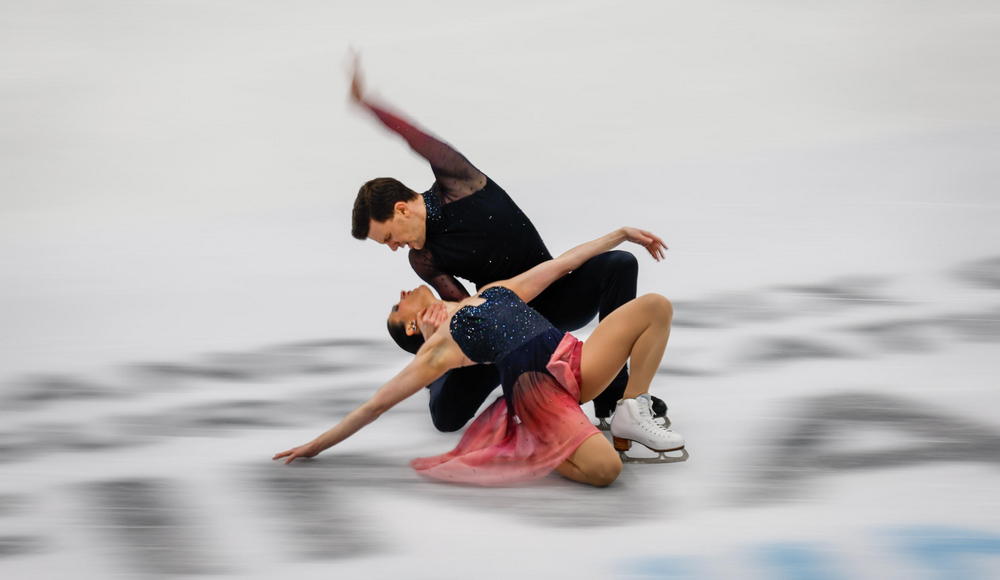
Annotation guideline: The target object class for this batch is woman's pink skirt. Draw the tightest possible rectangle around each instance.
[411,333,600,486]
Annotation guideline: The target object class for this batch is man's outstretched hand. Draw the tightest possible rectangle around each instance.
[348,50,365,104]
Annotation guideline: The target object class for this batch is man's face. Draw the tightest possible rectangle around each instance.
[367,202,426,251]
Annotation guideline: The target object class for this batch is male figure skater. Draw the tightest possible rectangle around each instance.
[348,59,667,432]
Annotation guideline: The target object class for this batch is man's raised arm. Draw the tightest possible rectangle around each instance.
[409,249,471,302]
[350,59,486,199]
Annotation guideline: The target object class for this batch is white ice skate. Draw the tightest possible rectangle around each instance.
[609,394,688,464]
[597,394,670,431]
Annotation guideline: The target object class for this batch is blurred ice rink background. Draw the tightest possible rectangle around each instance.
[2,1,999,578]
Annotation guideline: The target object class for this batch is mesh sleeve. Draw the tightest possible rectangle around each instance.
[409,248,471,302]
[365,101,483,201]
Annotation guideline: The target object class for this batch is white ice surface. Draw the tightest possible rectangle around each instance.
[2,1,999,578]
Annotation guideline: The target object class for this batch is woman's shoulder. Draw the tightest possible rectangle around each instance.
[475,284,516,299]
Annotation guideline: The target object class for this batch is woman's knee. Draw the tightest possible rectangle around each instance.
[582,453,623,487]
[639,293,673,322]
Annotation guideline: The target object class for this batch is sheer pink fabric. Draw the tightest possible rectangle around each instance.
[411,334,600,486]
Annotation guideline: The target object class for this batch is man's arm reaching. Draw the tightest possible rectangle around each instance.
[350,58,486,200]
[409,248,471,302]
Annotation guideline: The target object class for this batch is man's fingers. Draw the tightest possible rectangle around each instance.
[349,49,361,74]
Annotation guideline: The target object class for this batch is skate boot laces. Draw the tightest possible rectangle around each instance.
[636,395,671,435]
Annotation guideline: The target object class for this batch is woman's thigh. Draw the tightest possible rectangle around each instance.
[577,296,654,402]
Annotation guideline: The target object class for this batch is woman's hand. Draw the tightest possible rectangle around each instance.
[622,227,668,261]
[273,441,321,465]
[417,302,449,339]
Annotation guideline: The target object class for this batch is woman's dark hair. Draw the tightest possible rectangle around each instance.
[352,178,418,239]
[387,318,425,354]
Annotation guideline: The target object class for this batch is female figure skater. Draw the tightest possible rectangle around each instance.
[273,227,683,487]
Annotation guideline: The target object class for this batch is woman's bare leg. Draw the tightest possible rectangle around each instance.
[554,294,672,486]
[578,294,673,403]
[555,433,622,486]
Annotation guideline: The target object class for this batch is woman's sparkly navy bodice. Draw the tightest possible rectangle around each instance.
[449,286,555,364]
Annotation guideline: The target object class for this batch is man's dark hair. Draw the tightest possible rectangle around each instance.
[387,318,425,354]
[352,178,419,239]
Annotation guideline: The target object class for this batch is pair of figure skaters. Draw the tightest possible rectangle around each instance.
[274,62,686,487]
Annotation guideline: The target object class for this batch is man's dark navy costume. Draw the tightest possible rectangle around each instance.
[363,102,637,432]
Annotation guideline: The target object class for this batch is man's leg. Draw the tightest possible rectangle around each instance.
[532,250,639,421]
[588,252,638,419]
[427,364,501,432]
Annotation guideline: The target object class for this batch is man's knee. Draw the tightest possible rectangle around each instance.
[427,367,498,432]
[429,400,471,432]
[427,378,469,433]
[605,250,638,279]
[431,414,468,433]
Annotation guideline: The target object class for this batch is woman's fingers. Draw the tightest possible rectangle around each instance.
[429,303,446,323]
[418,303,448,337]
[635,229,667,261]
[647,239,665,261]
[274,446,308,464]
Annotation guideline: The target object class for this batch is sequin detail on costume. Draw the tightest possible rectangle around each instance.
[419,178,551,290]
[449,286,554,364]
[411,330,597,485]
[422,190,443,227]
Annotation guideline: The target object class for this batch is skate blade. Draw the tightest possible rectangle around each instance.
[618,447,689,464]
[599,416,670,431]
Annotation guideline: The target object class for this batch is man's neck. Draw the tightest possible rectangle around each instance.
[412,194,427,222]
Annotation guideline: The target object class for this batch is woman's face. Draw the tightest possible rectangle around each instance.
[388,285,434,334]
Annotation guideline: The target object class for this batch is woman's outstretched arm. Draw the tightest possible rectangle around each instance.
[491,227,667,304]
[273,332,463,464]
